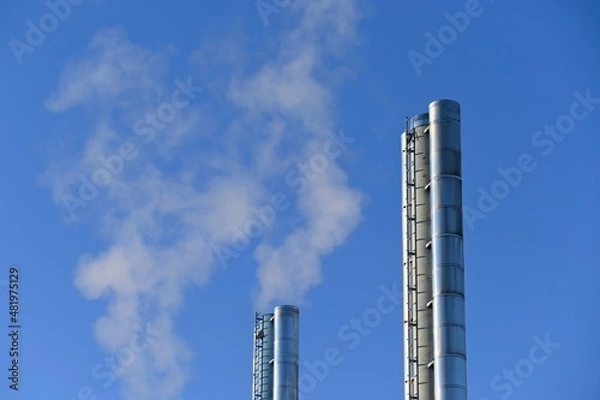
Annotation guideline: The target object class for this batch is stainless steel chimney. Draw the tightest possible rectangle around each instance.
[253,305,299,400]
[273,305,299,400]
[402,113,435,400]
[402,100,467,400]
[429,100,467,400]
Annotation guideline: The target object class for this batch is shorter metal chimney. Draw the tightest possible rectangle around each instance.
[253,305,299,400]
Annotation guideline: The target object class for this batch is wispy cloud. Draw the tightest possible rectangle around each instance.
[42,1,364,398]
[229,0,364,308]
[45,26,171,112]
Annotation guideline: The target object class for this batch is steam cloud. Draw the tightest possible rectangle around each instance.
[42,1,364,399]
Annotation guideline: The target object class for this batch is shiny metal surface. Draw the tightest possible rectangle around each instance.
[273,305,299,400]
[411,113,430,128]
[262,314,275,399]
[402,114,434,400]
[429,99,467,400]
[414,120,435,400]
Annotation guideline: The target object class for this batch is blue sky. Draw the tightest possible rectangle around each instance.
[1,0,599,399]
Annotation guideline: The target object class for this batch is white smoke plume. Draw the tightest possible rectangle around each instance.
[42,1,364,399]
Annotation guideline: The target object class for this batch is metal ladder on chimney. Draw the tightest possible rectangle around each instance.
[252,313,264,400]
[403,119,420,400]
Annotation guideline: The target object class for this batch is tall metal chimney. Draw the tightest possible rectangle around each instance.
[253,305,299,400]
[402,100,467,400]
